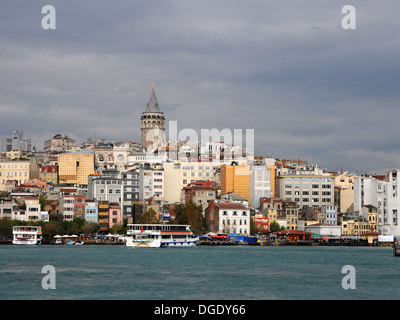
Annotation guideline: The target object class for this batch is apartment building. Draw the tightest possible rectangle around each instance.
[205,200,250,235]
[139,164,164,201]
[87,173,124,203]
[276,171,335,209]
[163,162,218,203]
[44,134,76,153]
[0,160,39,191]
[220,164,250,202]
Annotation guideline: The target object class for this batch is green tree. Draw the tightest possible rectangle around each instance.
[138,208,159,224]
[0,218,13,236]
[175,200,205,234]
[43,221,62,237]
[38,194,46,211]
[270,220,285,232]
[110,223,125,235]
[82,222,100,235]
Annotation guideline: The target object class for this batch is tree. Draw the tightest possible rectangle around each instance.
[38,194,46,211]
[270,220,285,232]
[43,221,62,237]
[82,222,100,235]
[0,218,13,236]
[138,208,159,224]
[111,223,125,235]
[175,200,205,234]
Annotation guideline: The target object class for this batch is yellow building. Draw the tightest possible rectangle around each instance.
[0,160,39,191]
[58,151,95,185]
[221,164,250,201]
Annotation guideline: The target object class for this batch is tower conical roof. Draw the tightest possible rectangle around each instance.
[145,82,162,113]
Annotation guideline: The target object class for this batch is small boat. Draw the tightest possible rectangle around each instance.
[75,240,84,246]
[12,226,42,245]
[65,240,75,245]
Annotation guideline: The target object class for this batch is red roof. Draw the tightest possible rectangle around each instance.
[213,202,248,210]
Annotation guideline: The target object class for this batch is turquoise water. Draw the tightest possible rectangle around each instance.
[0,245,399,300]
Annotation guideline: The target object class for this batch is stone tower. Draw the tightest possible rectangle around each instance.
[141,82,166,150]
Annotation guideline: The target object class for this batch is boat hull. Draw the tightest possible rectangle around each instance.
[12,239,41,245]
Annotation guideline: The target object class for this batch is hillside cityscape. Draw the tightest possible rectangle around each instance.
[1,85,399,242]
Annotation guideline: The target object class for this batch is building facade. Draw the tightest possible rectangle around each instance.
[0,161,39,191]
[220,164,250,201]
[205,200,250,235]
[58,151,95,185]
[44,134,76,153]
[276,173,335,209]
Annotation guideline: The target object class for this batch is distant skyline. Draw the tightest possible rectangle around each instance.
[1,1,399,174]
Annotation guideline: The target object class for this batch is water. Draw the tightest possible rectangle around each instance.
[1,245,399,300]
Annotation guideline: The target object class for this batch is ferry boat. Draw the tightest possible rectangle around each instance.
[126,224,199,247]
[12,226,42,245]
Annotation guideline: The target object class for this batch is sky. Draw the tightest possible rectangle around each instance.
[0,0,399,174]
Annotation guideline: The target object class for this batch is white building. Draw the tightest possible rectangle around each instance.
[205,200,250,235]
[139,165,164,201]
[353,170,400,237]
[305,223,342,237]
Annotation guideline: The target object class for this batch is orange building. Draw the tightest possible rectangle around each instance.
[220,164,250,201]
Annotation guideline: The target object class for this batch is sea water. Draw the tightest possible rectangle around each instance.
[0,245,399,300]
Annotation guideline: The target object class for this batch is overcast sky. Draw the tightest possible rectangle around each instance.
[0,0,399,174]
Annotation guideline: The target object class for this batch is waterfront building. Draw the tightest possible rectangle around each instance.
[305,223,342,237]
[141,82,166,151]
[58,151,95,186]
[98,201,110,233]
[205,200,250,235]
[341,213,370,236]
[384,169,400,236]
[253,213,270,233]
[85,200,98,223]
[44,134,76,153]
[276,167,335,209]
[260,197,299,230]
[0,160,39,191]
[109,202,121,229]
[74,195,86,219]
[220,164,250,202]
[274,230,313,243]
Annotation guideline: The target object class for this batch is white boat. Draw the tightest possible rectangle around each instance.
[12,226,42,245]
[126,224,199,248]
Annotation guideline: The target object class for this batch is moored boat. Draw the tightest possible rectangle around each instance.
[126,224,199,248]
[12,226,42,245]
